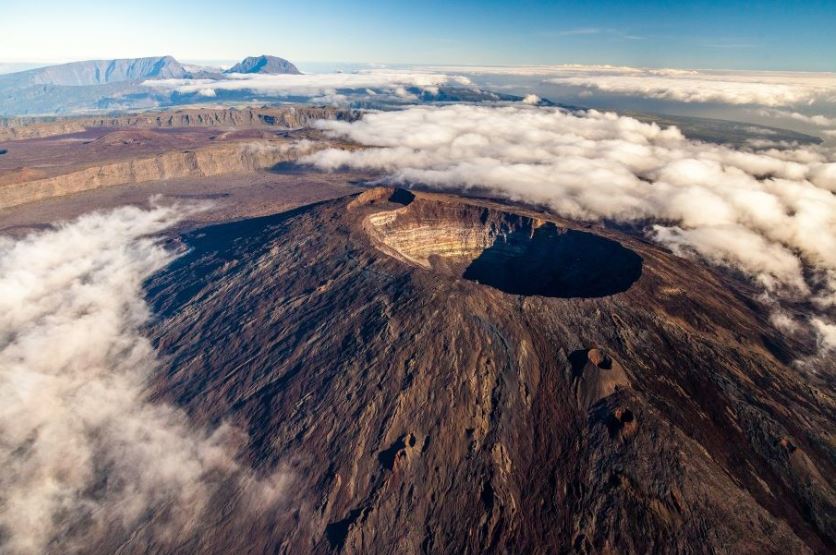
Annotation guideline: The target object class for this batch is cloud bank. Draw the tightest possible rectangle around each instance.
[304,105,836,351]
[757,109,836,136]
[425,64,836,108]
[546,72,835,106]
[0,204,284,553]
[144,69,472,99]
[145,64,836,112]
[760,109,836,128]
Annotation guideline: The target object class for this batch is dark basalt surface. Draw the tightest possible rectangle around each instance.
[137,189,834,554]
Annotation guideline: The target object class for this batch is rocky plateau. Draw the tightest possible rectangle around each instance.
[0,106,358,208]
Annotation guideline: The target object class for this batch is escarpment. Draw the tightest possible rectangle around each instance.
[0,106,362,209]
[0,105,357,141]
[0,139,327,209]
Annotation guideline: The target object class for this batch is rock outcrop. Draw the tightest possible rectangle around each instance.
[571,348,631,410]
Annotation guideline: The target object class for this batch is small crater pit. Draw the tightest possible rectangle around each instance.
[570,348,631,409]
[607,407,638,438]
[377,432,418,471]
[366,196,642,298]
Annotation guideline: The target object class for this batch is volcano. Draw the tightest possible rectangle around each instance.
[142,188,833,553]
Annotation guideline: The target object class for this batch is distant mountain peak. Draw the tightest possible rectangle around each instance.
[225,55,301,75]
[0,55,187,88]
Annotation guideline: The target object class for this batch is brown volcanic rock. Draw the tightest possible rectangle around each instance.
[140,189,834,554]
[572,348,631,410]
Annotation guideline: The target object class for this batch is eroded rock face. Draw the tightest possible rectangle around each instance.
[0,140,322,209]
[0,106,356,141]
[365,196,642,298]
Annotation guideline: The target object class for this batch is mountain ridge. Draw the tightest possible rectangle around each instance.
[0,55,187,87]
[224,55,302,75]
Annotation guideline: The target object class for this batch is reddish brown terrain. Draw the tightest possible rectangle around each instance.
[134,189,832,553]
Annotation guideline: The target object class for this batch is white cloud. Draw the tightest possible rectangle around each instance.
[303,105,836,349]
[758,109,836,128]
[813,318,836,350]
[144,69,472,98]
[422,64,836,108]
[143,64,836,110]
[547,73,833,106]
[812,318,836,350]
[421,64,652,76]
[556,27,603,36]
[0,203,286,553]
[770,311,802,334]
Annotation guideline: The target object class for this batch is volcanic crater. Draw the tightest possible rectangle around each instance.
[136,187,833,554]
[363,190,643,298]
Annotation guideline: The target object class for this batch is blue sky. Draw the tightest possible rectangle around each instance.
[2,0,834,70]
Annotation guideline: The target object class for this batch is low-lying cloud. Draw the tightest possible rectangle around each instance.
[0,203,285,553]
[304,105,836,352]
[144,69,472,100]
[424,64,836,108]
[546,71,834,106]
[758,109,836,133]
[144,64,836,112]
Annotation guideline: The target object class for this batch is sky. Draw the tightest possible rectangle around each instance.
[1,0,834,71]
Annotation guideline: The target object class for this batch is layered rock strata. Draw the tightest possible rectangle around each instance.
[0,106,356,141]
[0,140,320,209]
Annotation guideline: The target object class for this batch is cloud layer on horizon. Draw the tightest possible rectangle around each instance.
[757,109,836,136]
[425,64,836,108]
[304,105,836,353]
[144,65,836,126]
[144,69,472,99]
[547,70,836,107]
[0,204,285,553]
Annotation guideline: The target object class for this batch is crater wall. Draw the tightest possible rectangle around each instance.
[366,195,642,298]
